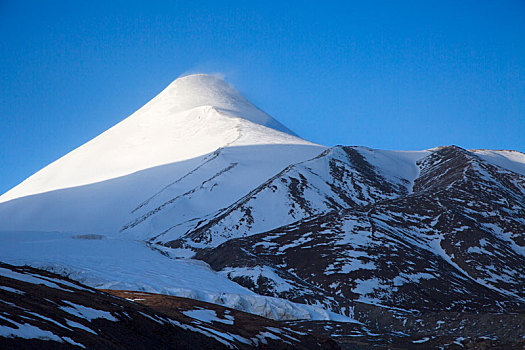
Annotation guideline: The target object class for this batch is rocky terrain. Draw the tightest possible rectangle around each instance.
[193,146,525,315]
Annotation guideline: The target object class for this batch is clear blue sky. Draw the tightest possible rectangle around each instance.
[1,0,524,194]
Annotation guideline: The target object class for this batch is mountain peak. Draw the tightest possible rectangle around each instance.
[153,74,297,136]
[162,74,244,108]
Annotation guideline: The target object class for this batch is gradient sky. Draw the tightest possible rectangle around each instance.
[1,0,524,194]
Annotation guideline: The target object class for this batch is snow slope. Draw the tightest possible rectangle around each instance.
[152,146,428,248]
[471,149,525,177]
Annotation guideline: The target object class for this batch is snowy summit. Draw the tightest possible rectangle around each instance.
[0,75,324,235]
[0,74,317,203]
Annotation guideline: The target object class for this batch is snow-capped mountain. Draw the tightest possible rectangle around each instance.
[1,74,524,347]
[0,74,324,235]
[1,74,304,201]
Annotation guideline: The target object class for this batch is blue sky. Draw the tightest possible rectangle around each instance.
[1,0,524,194]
